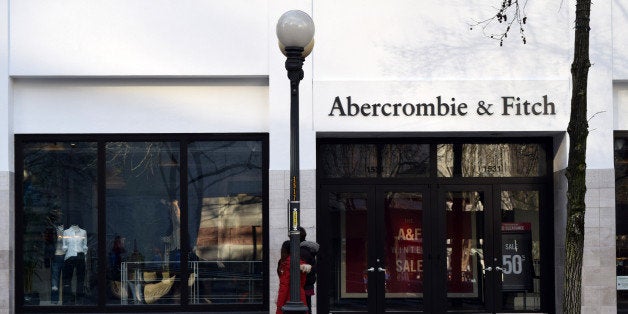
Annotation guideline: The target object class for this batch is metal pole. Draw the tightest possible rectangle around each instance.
[282,46,308,314]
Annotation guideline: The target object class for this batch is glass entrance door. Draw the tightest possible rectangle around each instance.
[316,139,553,313]
[319,185,427,314]
[379,187,427,313]
[496,188,543,312]
[434,186,544,313]
[318,185,545,313]
[437,187,495,313]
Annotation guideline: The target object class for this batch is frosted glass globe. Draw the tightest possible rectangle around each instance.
[276,10,315,48]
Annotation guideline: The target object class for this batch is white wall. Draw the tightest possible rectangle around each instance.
[311,0,573,134]
[8,0,619,170]
[586,0,614,170]
[13,78,269,133]
[313,0,571,81]
[615,83,628,130]
[311,0,615,169]
[0,0,10,172]
[613,0,628,80]
[10,1,268,76]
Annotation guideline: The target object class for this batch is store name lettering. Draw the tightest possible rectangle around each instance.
[328,95,556,117]
[398,228,422,240]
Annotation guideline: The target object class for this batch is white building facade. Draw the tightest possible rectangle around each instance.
[1,0,627,313]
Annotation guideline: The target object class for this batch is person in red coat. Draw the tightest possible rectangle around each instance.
[276,240,310,314]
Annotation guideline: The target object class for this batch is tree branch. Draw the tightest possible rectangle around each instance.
[469,0,529,46]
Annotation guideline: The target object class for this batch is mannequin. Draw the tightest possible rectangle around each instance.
[62,224,88,304]
[50,224,64,304]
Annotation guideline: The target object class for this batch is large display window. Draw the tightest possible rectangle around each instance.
[15,134,269,313]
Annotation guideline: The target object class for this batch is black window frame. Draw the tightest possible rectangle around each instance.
[15,133,270,313]
[317,137,553,184]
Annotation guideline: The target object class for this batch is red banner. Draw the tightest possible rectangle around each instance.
[385,208,423,294]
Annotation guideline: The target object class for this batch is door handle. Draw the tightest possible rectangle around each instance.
[485,266,493,271]
[495,266,505,272]
[367,267,375,272]
[377,267,386,272]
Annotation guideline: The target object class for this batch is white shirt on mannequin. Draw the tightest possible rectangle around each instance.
[62,225,88,260]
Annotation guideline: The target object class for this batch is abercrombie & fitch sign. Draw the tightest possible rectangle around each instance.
[329,95,556,117]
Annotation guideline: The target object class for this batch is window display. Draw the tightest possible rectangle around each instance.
[21,142,98,306]
[105,141,181,306]
[17,135,267,312]
[187,141,264,304]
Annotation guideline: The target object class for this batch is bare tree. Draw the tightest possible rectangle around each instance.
[469,0,529,46]
[472,0,591,313]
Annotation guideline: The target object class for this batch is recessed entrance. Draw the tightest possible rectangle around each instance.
[316,138,554,313]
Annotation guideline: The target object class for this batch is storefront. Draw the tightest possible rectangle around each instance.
[1,0,627,313]
[316,138,553,313]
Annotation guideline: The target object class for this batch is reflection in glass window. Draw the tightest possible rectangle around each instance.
[21,142,98,306]
[320,144,377,178]
[18,136,268,311]
[187,141,263,304]
[462,144,546,177]
[500,190,540,311]
[444,191,485,311]
[105,142,181,305]
[437,144,454,177]
[382,144,429,178]
[329,191,369,311]
[384,191,424,311]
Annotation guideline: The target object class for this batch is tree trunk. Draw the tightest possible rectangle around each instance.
[563,0,591,313]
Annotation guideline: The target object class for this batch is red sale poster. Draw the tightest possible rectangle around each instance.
[385,207,423,295]
[343,194,425,297]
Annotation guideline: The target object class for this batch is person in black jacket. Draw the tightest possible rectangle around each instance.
[299,227,319,313]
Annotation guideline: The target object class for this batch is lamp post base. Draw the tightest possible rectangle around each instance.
[282,301,309,314]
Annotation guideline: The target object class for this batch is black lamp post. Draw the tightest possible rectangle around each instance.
[276,10,314,314]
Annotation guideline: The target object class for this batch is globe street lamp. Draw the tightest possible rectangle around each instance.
[276,10,314,314]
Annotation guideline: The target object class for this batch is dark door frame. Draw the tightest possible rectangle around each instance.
[316,184,432,314]
[318,182,553,314]
[374,185,432,313]
[316,137,555,314]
